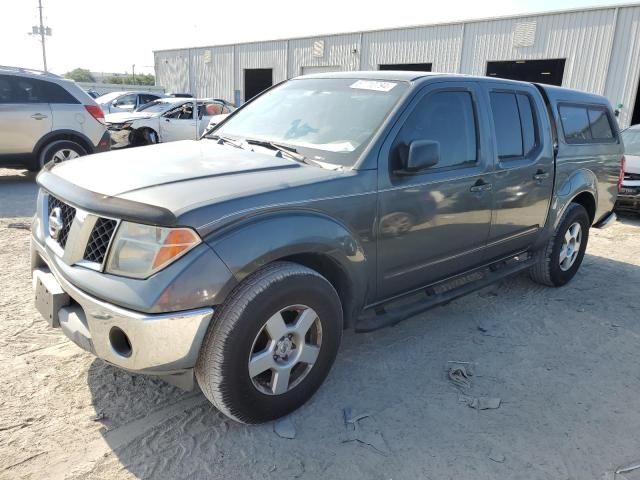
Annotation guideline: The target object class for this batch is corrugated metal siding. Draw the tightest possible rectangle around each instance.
[460,9,617,94]
[154,5,640,117]
[361,24,464,72]
[189,46,235,101]
[288,34,361,76]
[604,6,640,128]
[155,50,190,93]
[235,40,287,92]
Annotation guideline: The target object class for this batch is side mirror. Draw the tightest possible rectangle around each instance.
[402,140,440,174]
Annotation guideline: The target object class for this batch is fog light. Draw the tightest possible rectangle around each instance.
[109,327,132,358]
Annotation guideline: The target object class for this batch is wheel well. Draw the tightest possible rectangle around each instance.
[281,253,356,329]
[571,192,596,224]
[37,133,92,158]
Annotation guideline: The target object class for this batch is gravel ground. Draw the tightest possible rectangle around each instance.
[1,167,640,480]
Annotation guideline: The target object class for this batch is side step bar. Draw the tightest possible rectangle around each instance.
[355,254,536,333]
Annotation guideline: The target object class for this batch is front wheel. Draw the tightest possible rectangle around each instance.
[195,262,343,424]
[530,202,590,286]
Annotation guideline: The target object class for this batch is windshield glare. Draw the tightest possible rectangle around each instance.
[136,100,182,113]
[622,128,640,156]
[213,78,408,167]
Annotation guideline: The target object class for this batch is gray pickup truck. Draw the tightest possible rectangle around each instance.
[31,72,622,424]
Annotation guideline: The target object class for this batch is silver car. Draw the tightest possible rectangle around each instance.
[0,66,110,171]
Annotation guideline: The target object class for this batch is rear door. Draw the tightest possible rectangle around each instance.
[0,74,52,156]
[160,101,197,142]
[485,83,554,255]
[377,81,494,300]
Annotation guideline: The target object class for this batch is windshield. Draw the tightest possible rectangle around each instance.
[212,78,408,167]
[136,100,183,113]
[96,92,125,104]
[622,128,640,156]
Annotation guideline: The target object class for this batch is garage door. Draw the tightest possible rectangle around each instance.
[301,66,342,75]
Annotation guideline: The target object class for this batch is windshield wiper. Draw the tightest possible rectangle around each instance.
[244,138,319,166]
[209,134,244,149]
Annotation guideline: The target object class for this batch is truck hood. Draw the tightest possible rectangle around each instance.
[48,140,300,197]
[40,140,349,232]
[105,111,159,123]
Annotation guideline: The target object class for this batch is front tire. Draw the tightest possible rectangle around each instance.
[530,203,590,286]
[195,262,343,424]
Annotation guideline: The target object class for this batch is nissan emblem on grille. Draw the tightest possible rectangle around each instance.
[48,207,64,240]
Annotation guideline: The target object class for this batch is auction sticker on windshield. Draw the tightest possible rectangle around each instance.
[350,80,397,92]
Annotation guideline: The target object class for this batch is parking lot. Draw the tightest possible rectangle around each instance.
[1,166,640,480]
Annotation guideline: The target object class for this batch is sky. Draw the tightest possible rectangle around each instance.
[0,0,631,76]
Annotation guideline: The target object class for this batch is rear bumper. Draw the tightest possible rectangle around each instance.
[31,237,214,380]
[93,130,112,153]
[615,188,640,212]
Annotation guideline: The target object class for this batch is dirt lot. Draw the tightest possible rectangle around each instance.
[1,167,640,480]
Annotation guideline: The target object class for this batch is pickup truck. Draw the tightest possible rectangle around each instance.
[31,72,623,424]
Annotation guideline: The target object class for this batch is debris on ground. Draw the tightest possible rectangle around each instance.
[343,408,389,456]
[447,363,473,390]
[488,448,505,463]
[461,396,501,410]
[274,416,296,439]
[7,222,30,230]
[90,412,106,422]
[616,459,640,475]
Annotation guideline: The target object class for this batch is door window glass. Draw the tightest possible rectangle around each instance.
[393,91,477,170]
[490,92,523,158]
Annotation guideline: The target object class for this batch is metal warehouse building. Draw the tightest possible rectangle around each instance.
[155,3,640,128]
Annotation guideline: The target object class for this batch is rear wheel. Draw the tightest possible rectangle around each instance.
[195,262,343,424]
[38,140,87,170]
[530,203,590,286]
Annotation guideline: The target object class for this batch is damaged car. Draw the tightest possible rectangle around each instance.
[106,97,235,148]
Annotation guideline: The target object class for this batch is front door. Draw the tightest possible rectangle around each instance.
[484,83,554,255]
[0,74,52,156]
[160,101,197,142]
[377,82,494,300]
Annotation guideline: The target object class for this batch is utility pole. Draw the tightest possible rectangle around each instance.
[29,0,51,71]
[37,0,47,71]
[132,64,136,84]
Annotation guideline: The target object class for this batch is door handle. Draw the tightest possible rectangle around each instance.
[31,113,48,120]
[470,180,492,193]
[533,171,550,181]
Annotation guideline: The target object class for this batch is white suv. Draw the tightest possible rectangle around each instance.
[0,66,110,171]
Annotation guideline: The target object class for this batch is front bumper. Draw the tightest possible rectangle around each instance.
[31,237,214,382]
[107,126,133,149]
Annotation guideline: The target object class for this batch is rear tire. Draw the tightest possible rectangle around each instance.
[195,261,343,424]
[530,203,590,286]
[38,140,87,170]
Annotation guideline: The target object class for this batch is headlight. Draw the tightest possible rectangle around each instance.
[105,222,201,279]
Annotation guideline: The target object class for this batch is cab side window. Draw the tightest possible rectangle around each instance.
[392,91,477,171]
[490,91,538,159]
[559,104,615,144]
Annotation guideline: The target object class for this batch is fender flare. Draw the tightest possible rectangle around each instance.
[552,168,598,229]
[32,129,96,157]
[206,211,371,327]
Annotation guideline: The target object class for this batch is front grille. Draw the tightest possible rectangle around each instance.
[83,218,117,264]
[624,172,640,181]
[47,195,76,249]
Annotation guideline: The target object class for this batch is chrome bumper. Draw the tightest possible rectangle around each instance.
[32,237,214,377]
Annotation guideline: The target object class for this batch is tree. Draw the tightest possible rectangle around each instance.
[63,68,95,82]
[104,73,155,86]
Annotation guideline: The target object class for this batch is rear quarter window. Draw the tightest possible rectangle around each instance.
[559,103,616,144]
